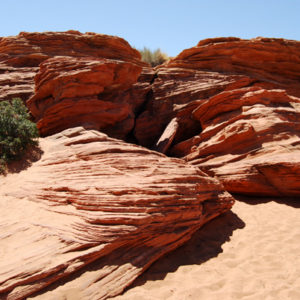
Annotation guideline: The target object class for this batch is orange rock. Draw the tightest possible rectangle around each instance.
[1,33,300,298]
[0,127,234,300]
[0,31,145,104]
[167,37,300,87]
[0,31,142,67]
[27,56,143,137]
[135,37,300,197]
[0,66,37,101]
[183,88,300,197]
[134,68,248,147]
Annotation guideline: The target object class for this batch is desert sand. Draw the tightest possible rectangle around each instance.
[113,198,300,300]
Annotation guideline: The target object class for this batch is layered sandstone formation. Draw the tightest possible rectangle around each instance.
[0,127,233,300]
[27,56,144,137]
[0,31,149,136]
[0,30,142,67]
[135,37,300,197]
[1,32,300,299]
[183,87,300,197]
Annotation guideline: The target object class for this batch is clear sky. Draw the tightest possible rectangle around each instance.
[1,0,299,57]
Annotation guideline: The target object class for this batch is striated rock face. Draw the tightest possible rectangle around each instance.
[0,31,152,137]
[167,37,300,88]
[134,67,253,148]
[182,87,300,197]
[27,56,144,137]
[0,31,147,111]
[135,37,300,197]
[1,33,300,299]
[0,31,142,67]
[0,127,234,300]
[0,65,37,102]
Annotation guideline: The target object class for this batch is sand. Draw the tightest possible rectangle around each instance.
[113,198,300,300]
[2,148,299,299]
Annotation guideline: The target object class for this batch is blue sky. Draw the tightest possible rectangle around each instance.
[1,0,299,57]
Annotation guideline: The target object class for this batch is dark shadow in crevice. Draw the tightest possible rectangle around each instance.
[4,144,44,174]
[125,77,157,145]
[125,210,245,289]
[233,194,300,209]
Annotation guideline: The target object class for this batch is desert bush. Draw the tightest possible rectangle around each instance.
[0,98,38,173]
[139,47,169,67]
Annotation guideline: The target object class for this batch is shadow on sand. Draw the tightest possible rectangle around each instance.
[127,210,245,289]
[233,194,300,209]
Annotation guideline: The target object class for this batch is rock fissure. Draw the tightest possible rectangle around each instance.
[126,71,157,145]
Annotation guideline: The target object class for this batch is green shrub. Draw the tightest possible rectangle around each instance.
[139,47,169,67]
[0,98,39,173]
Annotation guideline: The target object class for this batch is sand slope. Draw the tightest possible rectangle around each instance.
[113,198,300,300]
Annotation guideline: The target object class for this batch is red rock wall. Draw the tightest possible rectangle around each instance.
[1,32,300,299]
[134,37,300,197]
[0,31,152,138]
[0,127,233,299]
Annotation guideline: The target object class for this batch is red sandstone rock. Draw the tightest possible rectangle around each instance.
[183,88,300,197]
[167,37,300,88]
[0,127,233,300]
[0,31,145,103]
[1,33,300,299]
[135,37,300,197]
[0,31,151,137]
[0,65,37,101]
[0,31,142,67]
[134,68,251,148]
[27,56,143,137]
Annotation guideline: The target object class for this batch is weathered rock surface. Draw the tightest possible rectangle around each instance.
[0,127,234,300]
[1,33,300,299]
[27,56,144,137]
[0,31,142,67]
[134,67,253,148]
[167,37,300,88]
[0,31,146,106]
[0,31,152,137]
[183,87,300,197]
[135,37,300,197]
[0,65,37,101]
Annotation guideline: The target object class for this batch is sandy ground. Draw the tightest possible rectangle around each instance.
[113,197,300,300]
[2,147,299,300]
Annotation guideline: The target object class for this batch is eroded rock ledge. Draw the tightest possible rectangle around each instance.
[135,37,300,197]
[0,127,233,300]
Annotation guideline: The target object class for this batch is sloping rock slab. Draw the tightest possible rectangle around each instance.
[182,88,300,197]
[0,127,234,300]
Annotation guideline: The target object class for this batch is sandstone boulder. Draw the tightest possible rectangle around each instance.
[0,31,142,68]
[0,31,145,103]
[167,37,300,88]
[134,67,253,148]
[0,65,37,102]
[0,127,234,300]
[182,87,300,197]
[135,37,300,197]
[27,56,144,137]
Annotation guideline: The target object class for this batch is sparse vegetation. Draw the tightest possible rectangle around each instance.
[0,98,39,173]
[139,47,169,67]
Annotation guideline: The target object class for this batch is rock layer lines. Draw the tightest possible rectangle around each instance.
[135,37,300,197]
[0,127,233,300]
[1,33,300,300]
